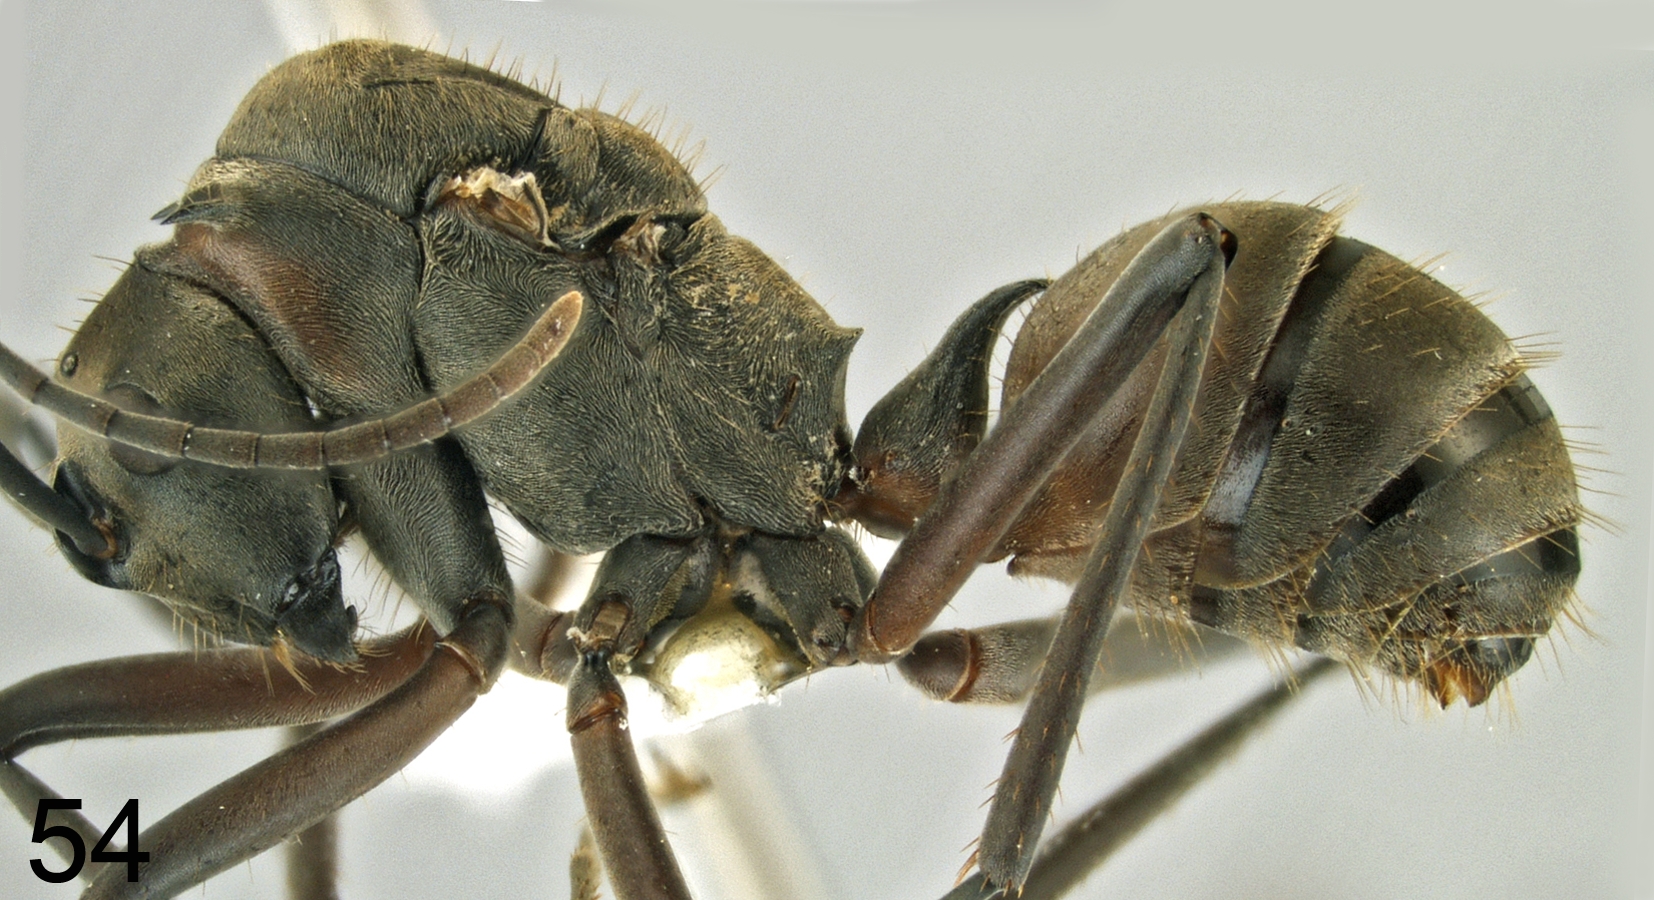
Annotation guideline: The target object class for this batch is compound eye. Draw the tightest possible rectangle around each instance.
[102,384,179,476]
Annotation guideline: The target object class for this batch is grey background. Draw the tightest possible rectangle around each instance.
[0,1,1649,899]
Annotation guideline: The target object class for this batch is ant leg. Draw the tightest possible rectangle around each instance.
[61,599,504,900]
[0,761,101,879]
[976,216,1227,891]
[511,592,578,684]
[566,651,693,900]
[282,725,339,900]
[509,537,721,687]
[509,545,582,684]
[88,600,505,900]
[850,213,1230,888]
[941,657,1339,900]
[0,627,432,761]
[0,627,432,888]
[898,615,1250,704]
[850,213,1232,662]
[900,618,1066,703]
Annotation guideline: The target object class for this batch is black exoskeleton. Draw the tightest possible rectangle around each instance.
[0,41,1581,900]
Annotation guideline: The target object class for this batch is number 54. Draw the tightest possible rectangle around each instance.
[30,798,148,884]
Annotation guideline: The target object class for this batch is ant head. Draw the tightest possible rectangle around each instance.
[47,257,354,662]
